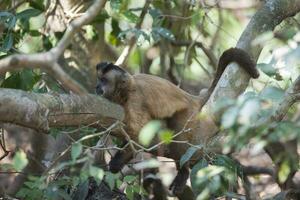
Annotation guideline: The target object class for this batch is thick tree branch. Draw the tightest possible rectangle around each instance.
[0,0,107,95]
[0,88,124,132]
[206,0,300,117]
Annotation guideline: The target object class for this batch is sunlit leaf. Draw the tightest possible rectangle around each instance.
[221,106,239,129]
[252,31,273,46]
[152,27,175,41]
[275,27,297,41]
[213,97,235,114]
[190,159,208,193]
[158,129,173,144]
[124,175,136,183]
[139,120,161,146]
[260,86,285,103]
[125,185,134,200]
[278,160,291,183]
[71,142,82,161]
[257,63,277,77]
[89,166,104,183]
[110,0,122,11]
[238,99,260,125]
[133,159,160,170]
[105,172,119,190]
[122,11,139,23]
[12,150,28,171]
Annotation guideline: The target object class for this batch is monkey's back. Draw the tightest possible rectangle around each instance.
[133,74,199,119]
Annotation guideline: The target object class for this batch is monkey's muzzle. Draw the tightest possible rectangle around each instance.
[95,85,103,95]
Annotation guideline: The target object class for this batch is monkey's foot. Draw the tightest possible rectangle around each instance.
[108,159,124,173]
[169,177,187,196]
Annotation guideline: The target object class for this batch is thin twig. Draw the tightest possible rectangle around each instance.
[115,0,152,66]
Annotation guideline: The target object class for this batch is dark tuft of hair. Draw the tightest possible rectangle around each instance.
[96,62,126,74]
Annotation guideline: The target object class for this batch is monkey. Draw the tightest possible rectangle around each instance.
[95,48,259,197]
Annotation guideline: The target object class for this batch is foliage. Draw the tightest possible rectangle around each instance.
[0,0,300,199]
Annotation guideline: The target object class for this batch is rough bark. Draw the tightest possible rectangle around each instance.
[0,89,124,132]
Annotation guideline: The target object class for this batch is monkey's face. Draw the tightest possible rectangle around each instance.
[96,70,118,98]
[96,62,130,101]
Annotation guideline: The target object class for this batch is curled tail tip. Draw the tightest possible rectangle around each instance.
[251,69,260,79]
[223,47,260,79]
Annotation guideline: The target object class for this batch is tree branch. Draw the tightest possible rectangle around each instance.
[205,0,300,118]
[0,0,107,95]
[0,88,124,132]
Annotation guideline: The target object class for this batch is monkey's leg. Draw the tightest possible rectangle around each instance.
[169,162,190,196]
[109,142,133,173]
[143,173,167,200]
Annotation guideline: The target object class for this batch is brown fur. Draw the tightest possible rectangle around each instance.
[95,48,259,196]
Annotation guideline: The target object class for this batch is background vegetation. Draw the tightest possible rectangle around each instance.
[0,0,299,199]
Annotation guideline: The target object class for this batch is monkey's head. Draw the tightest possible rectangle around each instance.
[96,62,132,104]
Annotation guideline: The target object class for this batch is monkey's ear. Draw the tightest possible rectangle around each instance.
[96,62,127,74]
[96,62,111,72]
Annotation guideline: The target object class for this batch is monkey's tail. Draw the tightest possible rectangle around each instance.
[199,48,259,110]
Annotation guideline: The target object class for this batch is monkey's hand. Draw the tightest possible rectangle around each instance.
[169,167,189,196]
[108,147,133,173]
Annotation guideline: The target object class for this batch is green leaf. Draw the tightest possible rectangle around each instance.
[2,33,13,52]
[110,0,122,11]
[213,155,242,177]
[190,159,208,194]
[57,190,72,200]
[139,120,161,146]
[133,159,160,170]
[124,175,136,183]
[109,19,121,46]
[221,106,239,129]
[152,27,175,41]
[269,122,300,142]
[238,99,260,125]
[12,150,29,171]
[0,11,16,29]
[278,160,291,183]
[260,86,285,103]
[17,9,42,31]
[16,9,42,19]
[125,185,134,200]
[105,172,119,190]
[89,166,104,183]
[29,0,45,11]
[71,142,82,161]
[180,146,202,168]
[257,63,278,77]
[122,11,139,23]
[149,8,161,19]
[1,70,41,90]
[252,31,273,46]
[275,27,297,41]
[213,97,235,113]
[158,129,173,144]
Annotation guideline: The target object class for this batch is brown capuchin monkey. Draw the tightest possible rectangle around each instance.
[95,48,259,197]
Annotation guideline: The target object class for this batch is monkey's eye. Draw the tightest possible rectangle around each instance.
[99,77,108,84]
